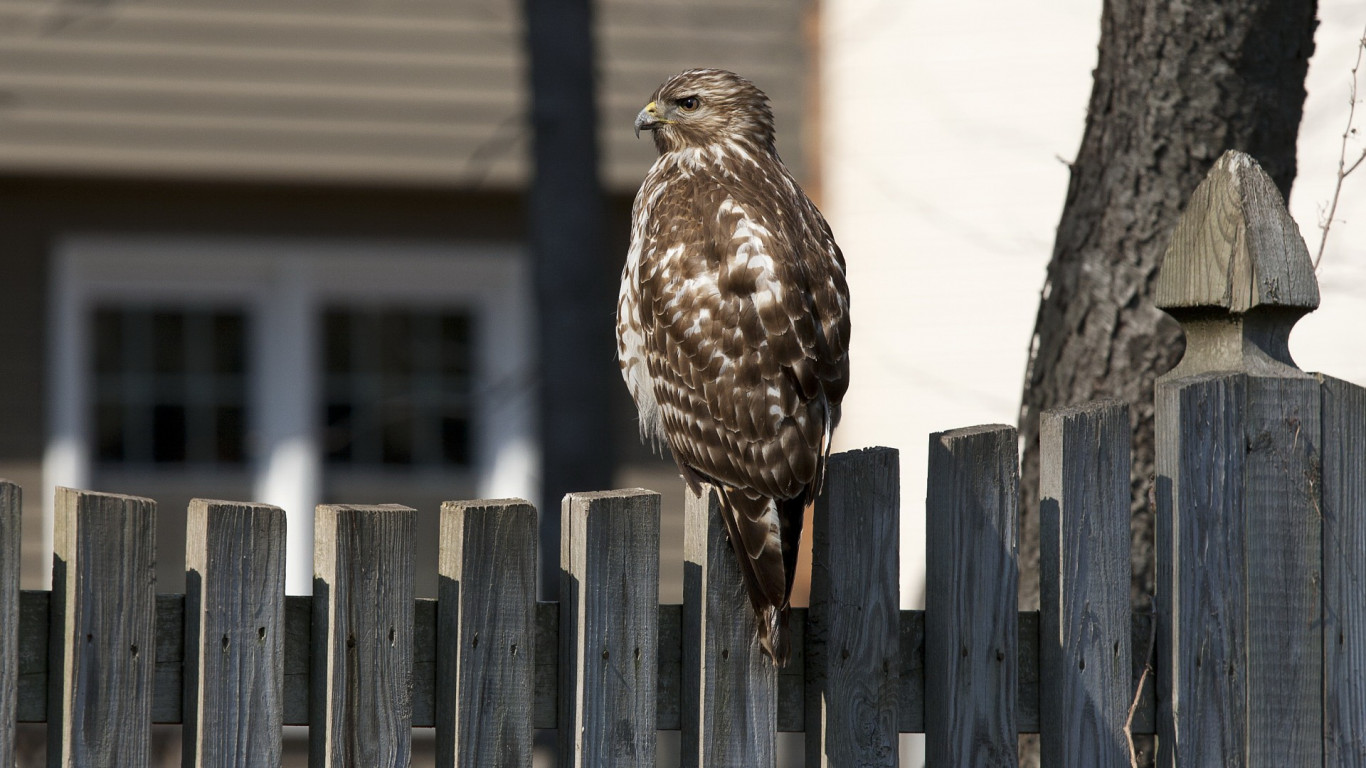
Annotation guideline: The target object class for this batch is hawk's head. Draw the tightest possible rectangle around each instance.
[634,69,776,155]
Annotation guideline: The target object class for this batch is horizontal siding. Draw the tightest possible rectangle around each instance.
[0,0,811,190]
[598,0,811,189]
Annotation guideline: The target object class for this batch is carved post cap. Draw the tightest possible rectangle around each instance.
[1156,150,1320,380]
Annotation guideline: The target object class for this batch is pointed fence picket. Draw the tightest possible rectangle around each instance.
[1,150,1364,766]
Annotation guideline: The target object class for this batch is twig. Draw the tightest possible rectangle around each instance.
[1315,24,1366,270]
[1125,602,1158,768]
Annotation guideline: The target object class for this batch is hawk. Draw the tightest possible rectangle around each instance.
[617,69,850,666]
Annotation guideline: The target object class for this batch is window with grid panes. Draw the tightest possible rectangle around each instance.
[91,307,248,466]
[321,307,474,468]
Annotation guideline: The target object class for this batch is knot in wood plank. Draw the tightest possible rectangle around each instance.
[1155,150,1319,380]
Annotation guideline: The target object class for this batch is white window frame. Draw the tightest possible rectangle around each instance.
[46,235,536,593]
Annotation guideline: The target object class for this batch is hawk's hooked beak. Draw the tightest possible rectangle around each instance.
[634,101,668,138]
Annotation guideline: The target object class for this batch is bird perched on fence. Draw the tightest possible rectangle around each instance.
[616,69,851,667]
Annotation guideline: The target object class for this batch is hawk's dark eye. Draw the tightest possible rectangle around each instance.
[677,96,700,112]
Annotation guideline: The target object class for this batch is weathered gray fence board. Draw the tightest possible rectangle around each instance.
[658,603,683,730]
[154,594,186,723]
[283,595,311,725]
[1164,375,1250,765]
[1322,375,1366,766]
[413,598,437,729]
[437,499,536,767]
[778,609,806,732]
[183,499,287,768]
[806,447,899,766]
[682,484,777,766]
[534,601,558,729]
[1244,375,1322,767]
[925,425,1019,766]
[0,481,17,768]
[897,609,924,733]
[1017,611,1040,733]
[49,487,157,766]
[1039,401,1132,766]
[311,504,415,768]
[560,490,660,767]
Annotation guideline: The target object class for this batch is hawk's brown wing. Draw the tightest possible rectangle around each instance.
[634,161,849,662]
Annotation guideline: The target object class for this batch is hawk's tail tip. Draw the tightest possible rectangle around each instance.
[758,604,792,668]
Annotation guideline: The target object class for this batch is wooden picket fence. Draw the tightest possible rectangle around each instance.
[1,148,1365,767]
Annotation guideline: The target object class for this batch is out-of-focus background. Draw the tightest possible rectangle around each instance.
[0,0,1361,764]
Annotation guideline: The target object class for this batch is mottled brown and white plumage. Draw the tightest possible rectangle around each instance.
[617,69,850,666]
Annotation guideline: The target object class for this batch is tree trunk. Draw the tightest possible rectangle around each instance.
[1018,1,1316,760]
[524,0,615,600]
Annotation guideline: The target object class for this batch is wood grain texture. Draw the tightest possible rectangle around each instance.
[805,448,899,766]
[1154,150,1317,314]
[534,601,558,729]
[48,487,157,767]
[657,603,683,730]
[183,499,287,768]
[1157,375,1248,766]
[897,609,925,734]
[925,425,1019,766]
[0,481,17,768]
[437,499,536,768]
[311,504,415,768]
[283,595,311,725]
[1243,375,1321,767]
[1038,402,1131,767]
[681,484,777,767]
[412,598,437,729]
[1322,375,1366,766]
[559,489,660,767]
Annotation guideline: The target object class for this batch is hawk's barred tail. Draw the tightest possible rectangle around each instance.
[759,604,791,666]
[712,485,808,669]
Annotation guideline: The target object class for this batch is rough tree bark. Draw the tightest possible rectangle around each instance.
[1017,2,1316,762]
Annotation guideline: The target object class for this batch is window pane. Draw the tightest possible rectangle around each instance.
[91,306,248,467]
[324,403,354,462]
[152,311,185,374]
[93,309,123,375]
[152,404,187,463]
[381,403,413,465]
[216,405,245,463]
[95,403,125,462]
[441,414,470,466]
[323,311,352,374]
[323,306,473,469]
[440,315,472,377]
[212,313,246,375]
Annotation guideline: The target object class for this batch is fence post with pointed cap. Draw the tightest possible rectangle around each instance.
[1153,150,1323,767]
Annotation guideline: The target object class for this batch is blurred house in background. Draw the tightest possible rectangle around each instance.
[0,0,818,597]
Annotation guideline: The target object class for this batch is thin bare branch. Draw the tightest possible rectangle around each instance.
[1315,24,1366,270]
[1125,603,1158,768]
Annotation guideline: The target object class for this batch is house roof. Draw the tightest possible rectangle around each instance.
[0,0,812,192]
